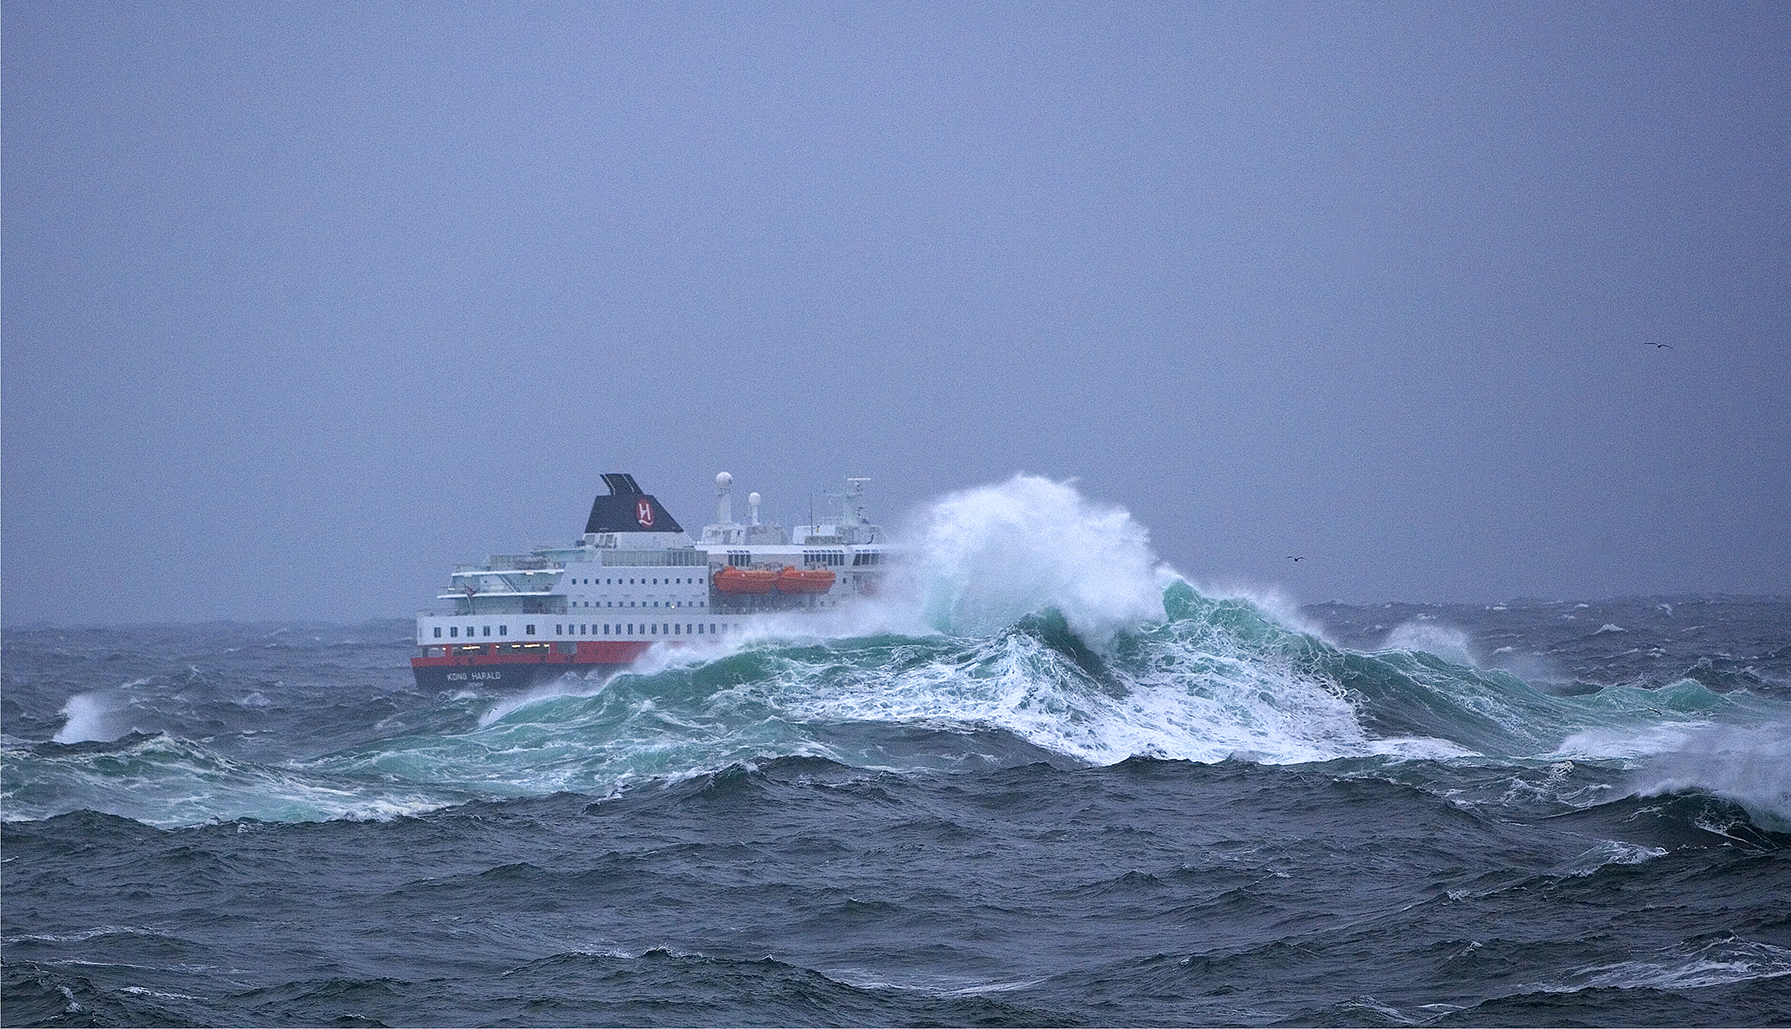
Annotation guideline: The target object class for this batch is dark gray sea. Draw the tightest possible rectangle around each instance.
[4,588,1789,1026]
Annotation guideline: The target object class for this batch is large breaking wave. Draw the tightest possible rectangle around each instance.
[5,475,1788,831]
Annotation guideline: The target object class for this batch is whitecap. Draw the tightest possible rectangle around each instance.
[1570,938,1791,991]
[1557,839,1667,877]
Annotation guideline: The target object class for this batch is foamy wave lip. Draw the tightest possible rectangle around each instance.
[1628,721,1791,831]
[1547,722,1710,763]
[1366,736,1479,761]
[8,732,472,828]
[2,924,176,945]
[1557,839,1667,877]
[119,986,203,1001]
[822,967,1047,997]
[1563,937,1791,991]
[478,672,615,727]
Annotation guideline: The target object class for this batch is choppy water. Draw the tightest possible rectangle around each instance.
[4,479,1789,1026]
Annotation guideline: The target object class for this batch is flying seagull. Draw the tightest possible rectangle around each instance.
[1286,555,1305,563]
[1645,342,1673,349]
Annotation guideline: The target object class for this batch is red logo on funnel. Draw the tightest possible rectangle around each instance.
[635,498,654,528]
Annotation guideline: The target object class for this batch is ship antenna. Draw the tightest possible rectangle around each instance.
[715,471,733,526]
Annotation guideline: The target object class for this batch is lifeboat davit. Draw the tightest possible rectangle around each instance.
[775,566,836,595]
[713,566,777,594]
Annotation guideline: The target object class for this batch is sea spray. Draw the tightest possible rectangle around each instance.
[52,692,116,744]
[1628,720,1791,831]
[1379,620,1480,668]
[898,474,1165,642]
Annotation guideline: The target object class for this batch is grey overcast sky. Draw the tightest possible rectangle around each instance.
[4,1,1788,626]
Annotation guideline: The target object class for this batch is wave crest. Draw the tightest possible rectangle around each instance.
[901,475,1165,642]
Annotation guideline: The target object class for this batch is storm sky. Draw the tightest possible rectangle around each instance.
[5,2,1788,625]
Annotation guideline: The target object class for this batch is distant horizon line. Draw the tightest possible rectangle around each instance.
[4,591,1787,632]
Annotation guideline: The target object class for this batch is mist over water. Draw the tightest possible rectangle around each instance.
[4,478,1789,1026]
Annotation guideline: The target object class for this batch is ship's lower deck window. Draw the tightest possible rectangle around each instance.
[435,627,443,638]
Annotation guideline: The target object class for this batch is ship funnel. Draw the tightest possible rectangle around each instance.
[715,471,734,525]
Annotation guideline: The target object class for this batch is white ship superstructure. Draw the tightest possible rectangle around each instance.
[411,473,890,689]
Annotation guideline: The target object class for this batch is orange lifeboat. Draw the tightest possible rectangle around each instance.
[775,566,836,595]
[713,566,777,594]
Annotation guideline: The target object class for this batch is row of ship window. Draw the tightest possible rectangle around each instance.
[571,599,705,608]
[724,552,882,567]
[440,625,512,638]
[433,622,730,639]
[556,623,725,636]
[566,576,704,585]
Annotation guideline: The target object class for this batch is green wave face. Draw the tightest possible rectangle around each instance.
[7,477,1786,830]
[272,576,1782,829]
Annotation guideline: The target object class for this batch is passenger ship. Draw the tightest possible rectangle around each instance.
[411,473,890,690]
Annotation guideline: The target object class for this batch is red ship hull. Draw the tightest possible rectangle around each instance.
[410,640,653,691]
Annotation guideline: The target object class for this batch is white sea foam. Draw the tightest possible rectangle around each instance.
[120,987,202,1001]
[1564,937,1791,991]
[1368,736,1477,761]
[822,967,1047,996]
[767,602,1375,768]
[1557,839,1667,877]
[2,925,174,945]
[7,732,469,828]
